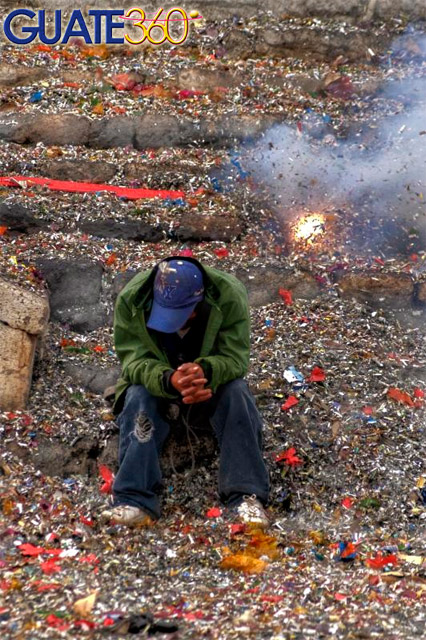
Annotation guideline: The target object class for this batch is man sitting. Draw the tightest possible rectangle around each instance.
[102,256,270,527]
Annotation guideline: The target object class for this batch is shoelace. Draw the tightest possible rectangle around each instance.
[239,495,263,516]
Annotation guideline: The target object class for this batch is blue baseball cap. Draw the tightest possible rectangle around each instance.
[146,259,205,333]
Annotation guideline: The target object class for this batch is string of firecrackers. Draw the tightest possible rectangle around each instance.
[0,176,185,201]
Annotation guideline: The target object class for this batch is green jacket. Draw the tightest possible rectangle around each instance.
[113,258,250,415]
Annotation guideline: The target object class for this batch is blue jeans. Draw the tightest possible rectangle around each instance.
[112,379,270,520]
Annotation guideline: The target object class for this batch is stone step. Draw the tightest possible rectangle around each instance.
[3,155,215,188]
[0,112,280,149]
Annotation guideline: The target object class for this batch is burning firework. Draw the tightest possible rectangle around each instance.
[294,213,326,243]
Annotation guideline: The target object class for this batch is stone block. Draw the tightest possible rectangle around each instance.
[236,267,320,307]
[417,281,426,304]
[175,214,242,242]
[26,114,91,146]
[79,219,163,242]
[336,272,414,308]
[0,202,46,235]
[0,279,49,410]
[0,323,36,411]
[0,63,50,87]
[0,277,49,335]
[40,159,117,183]
[176,68,243,91]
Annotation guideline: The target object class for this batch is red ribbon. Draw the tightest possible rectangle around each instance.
[0,175,185,200]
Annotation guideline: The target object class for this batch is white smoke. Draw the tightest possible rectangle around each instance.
[242,33,426,253]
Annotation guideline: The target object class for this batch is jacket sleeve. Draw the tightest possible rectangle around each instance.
[114,293,179,399]
[195,286,250,392]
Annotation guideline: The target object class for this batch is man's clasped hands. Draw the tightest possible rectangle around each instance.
[170,363,212,404]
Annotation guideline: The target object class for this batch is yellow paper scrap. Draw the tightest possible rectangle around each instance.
[73,591,98,617]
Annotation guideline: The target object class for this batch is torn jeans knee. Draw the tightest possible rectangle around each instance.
[133,412,154,443]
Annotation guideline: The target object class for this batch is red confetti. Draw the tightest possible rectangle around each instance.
[183,611,205,620]
[177,89,204,100]
[341,497,354,509]
[34,44,52,52]
[387,387,415,407]
[413,388,424,399]
[260,594,284,603]
[20,543,62,557]
[230,524,246,535]
[36,582,62,592]
[46,614,70,631]
[179,248,194,257]
[60,338,77,348]
[111,73,136,91]
[74,620,97,629]
[206,507,222,518]
[19,543,47,556]
[275,447,303,466]
[362,406,373,415]
[105,253,117,266]
[79,554,99,565]
[92,345,105,353]
[20,414,33,427]
[110,105,127,115]
[366,553,398,569]
[307,366,326,383]
[0,226,8,236]
[278,288,293,305]
[99,465,114,494]
[374,257,385,266]
[41,558,61,575]
[334,593,347,601]
[213,248,229,259]
[46,533,57,544]
[103,617,116,627]
[281,396,299,411]
[340,542,357,559]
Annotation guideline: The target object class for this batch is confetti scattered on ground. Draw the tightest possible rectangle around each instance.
[1,11,425,639]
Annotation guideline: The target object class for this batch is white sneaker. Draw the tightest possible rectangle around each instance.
[100,505,154,527]
[236,495,269,528]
